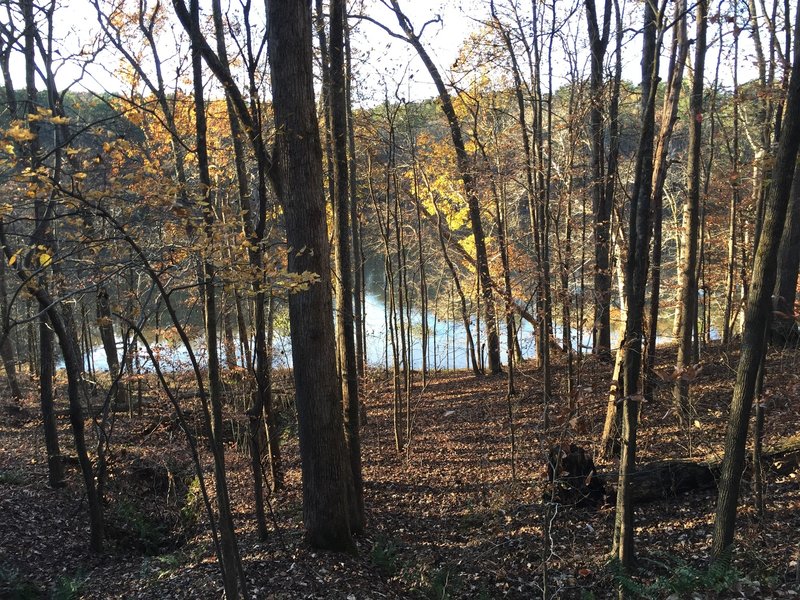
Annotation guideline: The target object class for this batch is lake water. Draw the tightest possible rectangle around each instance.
[73,293,603,373]
[71,291,715,374]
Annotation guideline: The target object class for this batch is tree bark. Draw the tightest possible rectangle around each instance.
[674,0,707,424]
[614,0,659,576]
[584,0,613,359]
[330,0,365,534]
[772,167,800,341]
[712,2,800,563]
[267,0,355,552]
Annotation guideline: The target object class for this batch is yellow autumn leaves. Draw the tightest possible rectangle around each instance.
[7,246,52,269]
[2,110,73,144]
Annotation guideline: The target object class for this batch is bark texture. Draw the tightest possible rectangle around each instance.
[712,3,800,562]
[267,0,354,551]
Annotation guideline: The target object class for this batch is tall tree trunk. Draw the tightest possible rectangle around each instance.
[330,0,364,534]
[491,0,542,369]
[21,0,64,491]
[170,0,281,527]
[188,0,247,594]
[584,0,613,359]
[614,0,659,577]
[267,0,354,551]
[406,105,429,383]
[645,0,689,402]
[345,21,365,377]
[712,3,800,562]
[208,0,282,508]
[674,0,707,425]
[598,0,625,452]
[723,17,742,345]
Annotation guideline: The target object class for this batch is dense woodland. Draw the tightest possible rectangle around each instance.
[1,0,800,597]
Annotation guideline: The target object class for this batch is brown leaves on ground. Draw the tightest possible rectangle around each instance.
[1,343,799,599]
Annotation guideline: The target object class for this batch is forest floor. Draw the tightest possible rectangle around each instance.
[1,342,800,599]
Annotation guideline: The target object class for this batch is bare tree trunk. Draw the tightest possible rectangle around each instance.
[267,0,354,551]
[406,104,429,384]
[712,3,800,562]
[674,0,707,426]
[584,0,613,359]
[723,22,742,345]
[598,0,625,449]
[614,0,659,577]
[188,1,246,593]
[330,0,364,534]
[644,0,689,402]
[368,150,406,448]
[21,0,64,491]
[345,21,365,377]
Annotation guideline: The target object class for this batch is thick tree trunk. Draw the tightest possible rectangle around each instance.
[267,0,354,552]
[712,3,800,562]
[606,435,800,504]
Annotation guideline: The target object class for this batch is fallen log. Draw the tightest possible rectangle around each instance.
[620,459,719,504]
[605,434,800,504]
